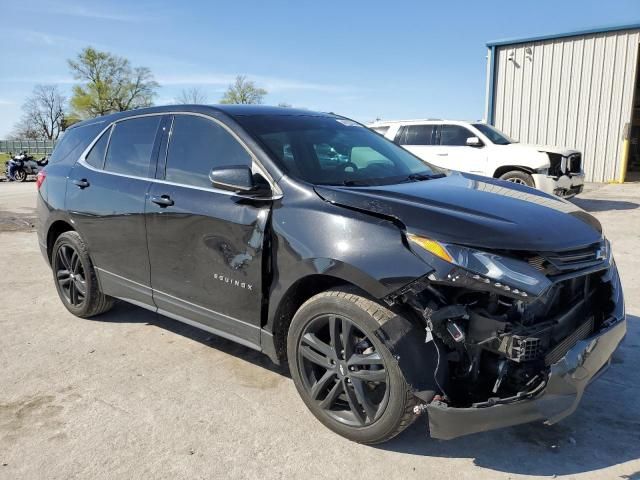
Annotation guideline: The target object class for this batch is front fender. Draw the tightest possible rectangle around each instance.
[265,188,432,332]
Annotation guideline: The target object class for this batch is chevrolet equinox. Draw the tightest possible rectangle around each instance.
[37,105,626,443]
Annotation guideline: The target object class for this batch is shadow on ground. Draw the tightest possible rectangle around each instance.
[377,314,640,476]
[88,301,639,477]
[90,301,289,377]
[571,197,639,212]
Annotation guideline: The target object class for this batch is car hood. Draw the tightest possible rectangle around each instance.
[314,172,601,251]
[502,143,579,156]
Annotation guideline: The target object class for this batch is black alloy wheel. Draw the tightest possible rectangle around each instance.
[288,288,418,444]
[51,231,114,318]
[55,244,87,307]
[297,313,390,427]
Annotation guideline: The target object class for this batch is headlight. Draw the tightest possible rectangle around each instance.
[407,233,552,298]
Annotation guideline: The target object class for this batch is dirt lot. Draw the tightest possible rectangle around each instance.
[0,181,639,480]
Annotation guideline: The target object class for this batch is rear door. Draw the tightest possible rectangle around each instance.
[394,124,440,165]
[436,124,488,174]
[66,114,166,306]
[145,113,272,348]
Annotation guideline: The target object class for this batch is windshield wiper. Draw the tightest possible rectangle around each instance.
[402,172,445,182]
[342,179,371,186]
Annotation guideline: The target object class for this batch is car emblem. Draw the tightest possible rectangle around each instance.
[339,364,345,376]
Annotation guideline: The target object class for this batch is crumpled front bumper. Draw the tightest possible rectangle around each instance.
[427,315,625,439]
[426,264,626,440]
[533,172,585,198]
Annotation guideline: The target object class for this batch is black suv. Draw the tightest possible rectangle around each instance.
[37,105,625,443]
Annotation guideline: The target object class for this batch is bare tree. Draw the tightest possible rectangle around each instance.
[12,85,66,140]
[175,87,208,104]
[219,75,267,104]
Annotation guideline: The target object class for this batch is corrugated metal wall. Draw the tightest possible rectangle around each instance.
[491,29,640,182]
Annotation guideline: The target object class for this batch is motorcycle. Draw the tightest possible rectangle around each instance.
[4,151,48,182]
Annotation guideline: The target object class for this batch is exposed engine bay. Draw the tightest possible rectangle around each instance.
[387,256,616,409]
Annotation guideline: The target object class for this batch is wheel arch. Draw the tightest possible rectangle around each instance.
[268,273,360,364]
[46,220,75,263]
[493,165,535,178]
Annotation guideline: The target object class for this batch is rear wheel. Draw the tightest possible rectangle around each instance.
[287,288,418,444]
[499,170,535,187]
[51,231,114,318]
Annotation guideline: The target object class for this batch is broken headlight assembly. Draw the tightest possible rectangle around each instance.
[406,233,552,299]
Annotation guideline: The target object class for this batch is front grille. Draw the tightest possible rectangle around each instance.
[568,153,582,174]
[548,153,563,177]
[544,317,594,365]
[540,243,603,272]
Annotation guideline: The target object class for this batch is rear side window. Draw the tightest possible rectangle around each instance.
[48,123,104,165]
[85,127,111,168]
[105,116,161,177]
[440,125,472,146]
[164,115,252,188]
[396,125,435,145]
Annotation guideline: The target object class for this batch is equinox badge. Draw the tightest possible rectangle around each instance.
[213,273,253,291]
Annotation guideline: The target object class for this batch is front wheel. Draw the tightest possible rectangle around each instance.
[287,288,418,444]
[499,170,535,187]
[13,168,27,182]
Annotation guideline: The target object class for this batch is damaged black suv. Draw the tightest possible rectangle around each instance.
[37,105,626,444]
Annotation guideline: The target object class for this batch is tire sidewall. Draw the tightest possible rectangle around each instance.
[51,231,98,317]
[287,292,410,443]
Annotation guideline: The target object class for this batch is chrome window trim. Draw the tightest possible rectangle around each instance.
[77,111,283,199]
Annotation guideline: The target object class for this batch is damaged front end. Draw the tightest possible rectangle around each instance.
[381,234,626,440]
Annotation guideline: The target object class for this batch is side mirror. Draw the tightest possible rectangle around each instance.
[209,165,271,196]
[466,136,483,147]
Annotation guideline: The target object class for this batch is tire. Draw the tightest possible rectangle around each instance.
[287,287,418,444]
[14,169,27,182]
[51,231,114,318]
[499,170,535,187]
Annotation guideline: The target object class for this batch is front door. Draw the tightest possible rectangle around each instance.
[436,124,488,175]
[145,114,271,348]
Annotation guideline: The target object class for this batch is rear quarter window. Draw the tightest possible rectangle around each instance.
[48,122,106,165]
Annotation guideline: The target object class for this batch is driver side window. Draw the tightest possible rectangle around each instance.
[164,115,252,188]
[440,125,473,146]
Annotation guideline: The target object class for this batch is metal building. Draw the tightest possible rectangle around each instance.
[485,23,640,183]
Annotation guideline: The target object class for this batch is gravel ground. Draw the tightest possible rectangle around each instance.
[0,181,639,480]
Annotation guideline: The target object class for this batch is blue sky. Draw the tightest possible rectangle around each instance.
[1,0,638,137]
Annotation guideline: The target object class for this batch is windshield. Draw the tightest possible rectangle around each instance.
[471,123,515,145]
[236,115,439,186]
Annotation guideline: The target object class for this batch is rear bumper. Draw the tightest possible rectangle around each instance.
[427,314,625,439]
[533,172,585,198]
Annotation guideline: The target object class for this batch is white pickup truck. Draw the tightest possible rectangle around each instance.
[369,119,585,198]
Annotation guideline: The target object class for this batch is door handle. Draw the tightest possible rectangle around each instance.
[151,195,174,207]
[436,153,449,156]
[73,178,90,189]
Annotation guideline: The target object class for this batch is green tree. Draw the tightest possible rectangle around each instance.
[219,75,267,104]
[68,47,159,118]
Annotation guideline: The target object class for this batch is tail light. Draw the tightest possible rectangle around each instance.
[36,170,47,190]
